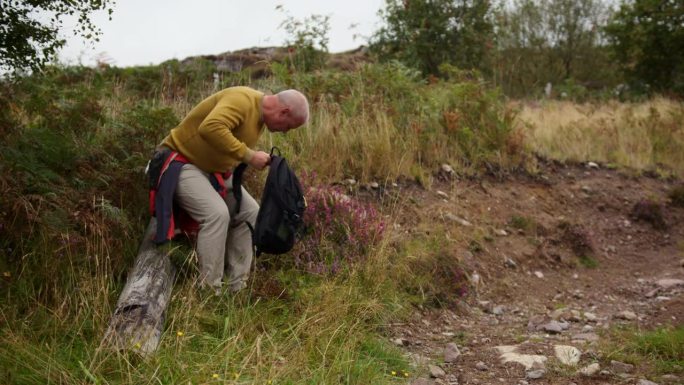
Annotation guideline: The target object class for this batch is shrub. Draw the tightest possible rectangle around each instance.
[292,173,385,274]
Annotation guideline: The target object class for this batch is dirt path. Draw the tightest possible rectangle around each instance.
[386,163,684,385]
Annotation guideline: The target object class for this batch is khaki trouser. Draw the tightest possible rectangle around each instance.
[174,163,258,292]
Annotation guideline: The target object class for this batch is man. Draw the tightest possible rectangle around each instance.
[160,86,309,292]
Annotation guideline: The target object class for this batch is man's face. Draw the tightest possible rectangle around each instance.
[265,108,301,133]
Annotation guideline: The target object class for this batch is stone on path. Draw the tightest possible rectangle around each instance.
[540,320,564,334]
[572,332,599,342]
[584,312,597,322]
[661,374,681,384]
[445,213,472,226]
[637,380,659,385]
[496,345,547,370]
[554,345,581,366]
[429,364,446,379]
[534,271,544,279]
[610,360,634,374]
[615,310,637,320]
[444,343,461,363]
[475,361,489,371]
[437,190,449,200]
[656,278,684,290]
[526,369,545,380]
[411,378,433,385]
[579,363,600,376]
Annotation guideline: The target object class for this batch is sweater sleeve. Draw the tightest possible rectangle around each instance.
[197,93,251,161]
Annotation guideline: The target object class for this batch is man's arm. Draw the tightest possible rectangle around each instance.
[197,95,253,162]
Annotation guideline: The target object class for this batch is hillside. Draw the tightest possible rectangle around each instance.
[0,53,682,384]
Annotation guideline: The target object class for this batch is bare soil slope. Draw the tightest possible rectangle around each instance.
[385,162,684,385]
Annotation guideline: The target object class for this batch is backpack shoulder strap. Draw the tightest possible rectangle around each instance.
[232,162,248,215]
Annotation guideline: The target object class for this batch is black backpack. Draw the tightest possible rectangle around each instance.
[232,148,306,256]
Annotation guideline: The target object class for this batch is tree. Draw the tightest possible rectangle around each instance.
[605,0,684,95]
[370,0,494,76]
[493,0,613,96]
[277,6,331,72]
[0,0,114,73]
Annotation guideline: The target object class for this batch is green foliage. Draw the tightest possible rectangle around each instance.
[278,7,331,72]
[371,0,494,76]
[493,0,616,98]
[0,0,114,73]
[605,326,684,376]
[605,0,684,96]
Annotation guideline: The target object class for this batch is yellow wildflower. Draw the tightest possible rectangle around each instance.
[176,331,184,337]
[212,374,219,379]
[391,371,396,376]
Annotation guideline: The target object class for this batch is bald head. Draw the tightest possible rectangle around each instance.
[276,89,309,126]
[262,89,310,133]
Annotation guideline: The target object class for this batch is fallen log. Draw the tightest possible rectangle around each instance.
[102,218,175,355]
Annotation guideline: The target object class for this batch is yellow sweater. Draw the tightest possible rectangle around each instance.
[162,87,264,172]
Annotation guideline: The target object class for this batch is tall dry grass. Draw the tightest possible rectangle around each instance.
[519,98,684,176]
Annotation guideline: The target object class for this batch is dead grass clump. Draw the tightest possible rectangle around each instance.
[668,185,684,207]
[631,199,668,230]
[519,98,684,176]
[559,222,596,258]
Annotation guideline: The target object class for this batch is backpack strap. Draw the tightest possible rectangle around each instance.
[232,162,248,215]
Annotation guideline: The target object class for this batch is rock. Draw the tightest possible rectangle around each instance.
[445,213,472,226]
[495,229,508,236]
[540,320,564,334]
[661,374,680,384]
[656,278,684,290]
[344,178,357,186]
[496,345,547,369]
[492,305,505,316]
[554,345,582,366]
[637,380,659,385]
[504,257,517,269]
[584,312,597,322]
[646,288,660,298]
[572,333,599,342]
[411,378,434,385]
[429,364,446,379]
[581,325,595,332]
[550,308,567,320]
[471,272,481,286]
[393,337,409,347]
[475,361,489,371]
[370,182,380,189]
[615,310,637,320]
[581,185,592,193]
[444,343,461,363]
[587,162,599,169]
[580,363,600,376]
[437,190,449,200]
[526,370,545,380]
[610,360,634,374]
[569,310,582,322]
[440,164,454,174]
[534,271,544,279]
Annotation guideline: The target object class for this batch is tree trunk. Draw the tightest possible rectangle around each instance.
[102,218,175,355]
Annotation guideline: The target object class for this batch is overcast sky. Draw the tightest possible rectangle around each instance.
[57,0,386,67]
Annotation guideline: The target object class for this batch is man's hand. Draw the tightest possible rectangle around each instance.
[248,151,271,170]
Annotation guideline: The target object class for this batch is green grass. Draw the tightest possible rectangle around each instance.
[601,326,684,377]
[578,255,599,268]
